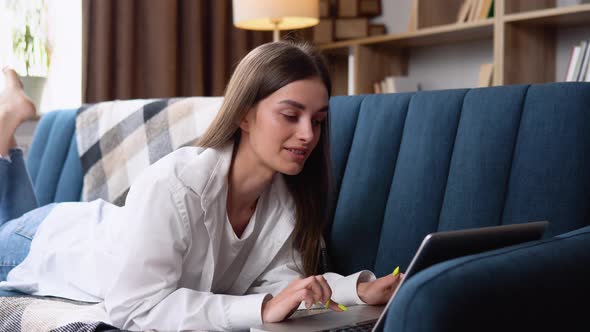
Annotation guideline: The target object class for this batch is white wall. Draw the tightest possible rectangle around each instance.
[370,0,590,90]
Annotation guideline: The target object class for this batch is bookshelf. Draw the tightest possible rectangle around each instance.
[317,0,590,95]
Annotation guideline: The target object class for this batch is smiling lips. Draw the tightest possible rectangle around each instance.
[285,147,308,162]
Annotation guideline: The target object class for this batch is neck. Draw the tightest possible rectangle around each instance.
[227,138,275,214]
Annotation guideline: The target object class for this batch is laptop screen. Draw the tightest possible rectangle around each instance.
[371,221,548,331]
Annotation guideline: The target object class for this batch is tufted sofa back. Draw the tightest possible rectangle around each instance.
[327,83,590,277]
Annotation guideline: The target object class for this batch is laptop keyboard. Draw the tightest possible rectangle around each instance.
[319,320,376,332]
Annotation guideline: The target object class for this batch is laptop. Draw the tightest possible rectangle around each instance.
[250,221,549,332]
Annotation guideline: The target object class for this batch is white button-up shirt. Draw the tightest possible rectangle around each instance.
[0,143,375,331]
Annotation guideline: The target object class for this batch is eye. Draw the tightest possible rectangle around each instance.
[312,115,327,126]
[282,114,298,122]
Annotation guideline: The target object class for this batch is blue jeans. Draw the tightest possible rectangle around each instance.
[0,148,55,281]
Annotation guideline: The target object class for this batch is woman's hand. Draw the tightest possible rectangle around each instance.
[261,275,345,323]
[357,270,404,305]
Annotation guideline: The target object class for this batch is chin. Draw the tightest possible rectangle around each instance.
[279,164,305,176]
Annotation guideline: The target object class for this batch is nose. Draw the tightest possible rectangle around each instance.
[296,118,314,143]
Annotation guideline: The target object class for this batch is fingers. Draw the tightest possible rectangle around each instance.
[302,289,316,309]
[300,275,333,304]
[296,275,344,311]
[314,275,332,305]
[370,271,402,290]
[309,275,343,312]
[327,298,346,312]
[301,276,324,305]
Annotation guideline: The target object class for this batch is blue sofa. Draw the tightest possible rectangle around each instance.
[5,82,590,331]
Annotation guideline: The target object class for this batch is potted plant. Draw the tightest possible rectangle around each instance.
[8,0,51,111]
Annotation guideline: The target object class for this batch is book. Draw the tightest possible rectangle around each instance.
[457,0,472,23]
[467,0,480,22]
[565,45,581,82]
[368,24,386,36]
[472,0,483,21]
[407,0,418,31]
[478,0,493,20]
[380,80,388,94]
[373,81,382,94]
[478,63,494,87]
[577,40,590,82]
[383,76,418,93]
[574,41,588,81]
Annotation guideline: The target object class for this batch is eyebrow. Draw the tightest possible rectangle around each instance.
[278,99,329,113]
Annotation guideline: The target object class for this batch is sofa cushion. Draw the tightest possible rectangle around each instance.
[384,225,590,331]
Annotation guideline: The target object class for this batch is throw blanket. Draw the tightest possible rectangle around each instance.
[0,296,132,332]
[76,97,223,205]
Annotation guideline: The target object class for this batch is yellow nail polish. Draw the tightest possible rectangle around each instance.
[338,304,348,312]
[324,299,331,308]
[392,266,400,277]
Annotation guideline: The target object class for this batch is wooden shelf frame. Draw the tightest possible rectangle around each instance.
[321,19,494,50]
[317,0,590,95]
[504,4,590,26]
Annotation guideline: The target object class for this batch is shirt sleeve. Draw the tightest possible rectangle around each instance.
[246,236,376,308]
[103,160,267,331]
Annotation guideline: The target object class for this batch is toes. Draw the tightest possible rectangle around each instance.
[2,67,23,89]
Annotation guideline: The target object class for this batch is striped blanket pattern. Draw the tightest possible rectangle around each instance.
[0,296,128,332]
[76,97,223,205]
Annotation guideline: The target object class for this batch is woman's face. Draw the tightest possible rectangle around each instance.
[240,76,329,176]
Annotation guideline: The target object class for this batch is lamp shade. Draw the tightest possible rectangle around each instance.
[232,0,319,31]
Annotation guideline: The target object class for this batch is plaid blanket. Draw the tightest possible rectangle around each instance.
[0,296,132,332]
[76,97,223,205]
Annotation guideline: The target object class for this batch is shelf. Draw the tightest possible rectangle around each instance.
[504,4,590,26]
[319,19,494,51]
[368,19,494,48]
[316,0,590,94]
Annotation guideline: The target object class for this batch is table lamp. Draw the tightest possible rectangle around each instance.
[232,0,319,42]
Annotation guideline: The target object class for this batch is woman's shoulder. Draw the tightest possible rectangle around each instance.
[145,144,233,195]
[141,146,205,181]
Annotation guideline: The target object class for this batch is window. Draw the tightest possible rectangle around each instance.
[0,0,81,114]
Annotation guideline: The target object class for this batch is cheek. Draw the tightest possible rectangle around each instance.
[252,114,288,149]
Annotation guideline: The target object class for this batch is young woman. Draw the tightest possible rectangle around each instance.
[0,41,403,331]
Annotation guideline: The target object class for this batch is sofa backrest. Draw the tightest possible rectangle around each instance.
[28,83,590,278]
[27,109,82,206]
[327,83,590,277]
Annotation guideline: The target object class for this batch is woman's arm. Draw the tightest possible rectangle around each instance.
[102,157,268,331]
[246,236,376,308]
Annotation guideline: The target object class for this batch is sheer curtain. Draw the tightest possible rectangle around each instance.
[82,0,272,103]
[40,0,82,114]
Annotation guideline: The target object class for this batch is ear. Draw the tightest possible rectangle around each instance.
[239,108,255,133]
[239,116,249,133]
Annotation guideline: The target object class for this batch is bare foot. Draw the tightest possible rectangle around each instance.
[0,67,37,129]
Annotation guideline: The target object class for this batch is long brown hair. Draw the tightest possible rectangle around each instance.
[197,41,332,276]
